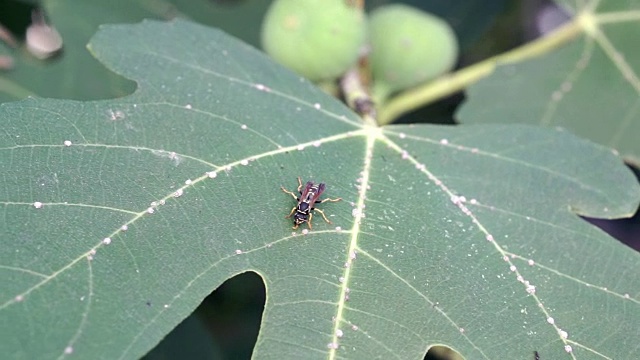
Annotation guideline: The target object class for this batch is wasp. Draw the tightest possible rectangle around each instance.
[281,177,342,230]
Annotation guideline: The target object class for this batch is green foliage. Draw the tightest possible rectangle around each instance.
[1,1,640,359]
[1,18,639,359]
[0,0,271,103]
[459,7,640,166]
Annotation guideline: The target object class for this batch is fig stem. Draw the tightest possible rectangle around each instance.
[340,66,377,126]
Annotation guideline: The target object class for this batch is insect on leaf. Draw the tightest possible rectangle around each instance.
[1,17,639,360]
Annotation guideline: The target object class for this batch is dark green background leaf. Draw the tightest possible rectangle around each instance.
[2,20,639,359]
[458,1,640,165]
[0,0,270,102]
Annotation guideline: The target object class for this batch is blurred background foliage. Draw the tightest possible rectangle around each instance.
[1,0,637,359]
[0,0,515,104]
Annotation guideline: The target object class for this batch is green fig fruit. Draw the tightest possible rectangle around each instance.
[369,5,459,100]
[261,0,366,82]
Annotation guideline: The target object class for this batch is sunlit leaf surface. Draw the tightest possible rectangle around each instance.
[1,20,639,359]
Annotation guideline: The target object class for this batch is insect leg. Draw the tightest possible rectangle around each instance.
[296,177,304,193]
[285,206,296,219]
[281,186,300,201]
[313,208,332,224]
[306,212,313,229]
[317,197,342,204]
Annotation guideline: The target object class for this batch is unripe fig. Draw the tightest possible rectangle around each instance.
[369,5,459,100]
[261,0,366,82]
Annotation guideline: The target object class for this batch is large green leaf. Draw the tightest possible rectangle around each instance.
[2,20,639,359]
[458,0,640,165]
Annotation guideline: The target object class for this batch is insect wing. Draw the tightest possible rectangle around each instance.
[299,181,315,202]
[311,183,326,203]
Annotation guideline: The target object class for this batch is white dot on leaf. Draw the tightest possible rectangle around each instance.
[108,109,125,120]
